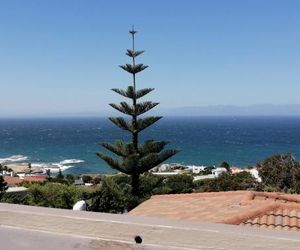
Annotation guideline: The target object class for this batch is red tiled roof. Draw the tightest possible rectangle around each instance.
[4,176,23,187]
[241,206,300,231]
[23,176,47,183]
[130,191,300,231]
[4,176,47,187]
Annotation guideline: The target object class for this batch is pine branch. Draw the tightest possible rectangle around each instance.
[126,49,144,58]
[137,149,179,173]
[136,88,154,99]
[110,101,159,116]
[111,87,154,100]
[109,117,131,131]
[109,102,133,115]
[119,64,148,74]
[122,154,140,174]
[101,142,126,157]
[111,86,135,99]
[137,153,159,173]
[96,152,127,173]
[138,140,169,156]
[158,149,180,163]
[136,101,159,115]
[136,116,162,132]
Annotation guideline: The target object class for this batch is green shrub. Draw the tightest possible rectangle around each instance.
[89,177,136,213]
[25,183,93,209]
[257,153,300,193]
[1,192,27,204]
[194,172,257,192]
[164,174,194,194]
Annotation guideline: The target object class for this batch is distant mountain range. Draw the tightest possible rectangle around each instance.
[4,104,300,118]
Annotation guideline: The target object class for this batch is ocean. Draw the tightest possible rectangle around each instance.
[0,116,300,174]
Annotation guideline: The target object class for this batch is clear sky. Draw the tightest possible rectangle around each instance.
[0,0,299,117]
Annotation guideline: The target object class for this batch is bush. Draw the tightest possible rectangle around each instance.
[1,192,27,204]
[257,153,300,193]
[194,172,257,192]
[89,174,165,213]
[25,183,93,209]
[89,177,136,213]
[82,175,93,183]
[164,174,194,194]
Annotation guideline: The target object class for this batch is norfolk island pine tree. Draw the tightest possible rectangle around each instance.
[97,27,179,196]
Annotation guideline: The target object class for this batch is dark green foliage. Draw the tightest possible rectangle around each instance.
[97,28,178,195]
[257,153,300,193]
[195,166,214,175]
[164,174,194,194]
[0,176,8,199]
[119,63,148,74]
[1,192,27,204]
[111,87,154,100]
[46,169,51,180]
[65,174,75,184]
[25,183,93,209]
[51,169,67,184]
[194,172,257,192]
[89,177,136,213]
[219,161,231,172]
[0,164,13,173]
[126,49,144,58]
[82,175,92,183]
[89,173,193,213]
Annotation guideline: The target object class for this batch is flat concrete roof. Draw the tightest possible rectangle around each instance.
[0,203,300,249]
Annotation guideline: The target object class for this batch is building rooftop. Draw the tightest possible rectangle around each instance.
[130,191,300,231]
[4,176,24,187]
[4,175,47,187]
[23,175,47,183]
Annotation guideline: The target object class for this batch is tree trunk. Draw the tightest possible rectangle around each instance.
[131,174,140,196]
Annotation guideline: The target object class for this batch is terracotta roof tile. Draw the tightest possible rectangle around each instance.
[130,191,300,232]
[4,176,23,187]
[23,176,47,183]
[4,176,48,187]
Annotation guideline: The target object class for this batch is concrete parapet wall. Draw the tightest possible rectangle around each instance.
[0,203,299,249]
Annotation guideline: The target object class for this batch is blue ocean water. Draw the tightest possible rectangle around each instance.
[0,117,300,174]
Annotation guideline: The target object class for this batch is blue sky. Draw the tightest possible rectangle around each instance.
[0,0,299,117]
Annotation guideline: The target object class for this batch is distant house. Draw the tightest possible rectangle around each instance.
[230,167,262,182]
[74,178,84,186]
[249,168,262,182]
[153,172,179,176]
[187,165,207,174]
[193,174,216,181]
[230,166,243,174]
[212,167,227,177]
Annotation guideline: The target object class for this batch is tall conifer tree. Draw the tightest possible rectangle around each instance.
[97,27,178,195]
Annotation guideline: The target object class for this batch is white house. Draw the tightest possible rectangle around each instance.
[212,167,227,177]
[249,168,262,182]
[187,165,207,174]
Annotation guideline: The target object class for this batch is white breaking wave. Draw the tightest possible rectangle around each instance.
[43,164,74,173]
[0,154,84,173]
[59,159,85,165]
[0,155,29,164]
[33,158,84,173]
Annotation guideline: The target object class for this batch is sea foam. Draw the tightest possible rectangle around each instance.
[0,155,29,164]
